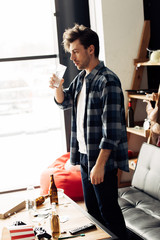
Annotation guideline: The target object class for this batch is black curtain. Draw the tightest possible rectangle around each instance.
[143,0,160,90]
[54,0,90,151]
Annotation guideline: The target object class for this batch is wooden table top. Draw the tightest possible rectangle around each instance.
[0,191,118,240]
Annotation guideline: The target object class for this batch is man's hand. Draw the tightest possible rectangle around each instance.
[49,74,64,89]
[90,164,105,185]
[49,74,64,104]
[90,149,111,185]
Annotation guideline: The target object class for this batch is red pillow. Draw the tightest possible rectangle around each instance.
[40,153,84,201]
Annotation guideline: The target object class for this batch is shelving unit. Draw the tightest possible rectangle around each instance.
[127,20,160,146]
[126,20,151,143]
[118,21,160,188]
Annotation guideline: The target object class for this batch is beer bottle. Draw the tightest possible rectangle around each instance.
[50,203,60,238]
[127,98,134,127]
[35,194,49,207]
[49,174,58,205]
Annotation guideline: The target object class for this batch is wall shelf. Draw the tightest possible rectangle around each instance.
[127,127,150,138]
[136,61,160,67]
[128,93,158,101]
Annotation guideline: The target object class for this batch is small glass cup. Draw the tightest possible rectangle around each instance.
[52,64,67,88]
[26,185,36,212]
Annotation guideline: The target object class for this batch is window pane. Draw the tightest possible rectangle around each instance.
[0,59,62,131]
[0,59,66,191]
[0,0,66,192]
[0,0,58,58]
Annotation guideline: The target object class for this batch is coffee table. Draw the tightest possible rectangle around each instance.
[0,190,118,240]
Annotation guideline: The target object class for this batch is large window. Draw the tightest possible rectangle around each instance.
[0,0,66,192]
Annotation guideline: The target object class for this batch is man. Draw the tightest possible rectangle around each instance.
[49,24,129,240]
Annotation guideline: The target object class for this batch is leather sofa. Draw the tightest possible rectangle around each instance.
[118,143,160,240]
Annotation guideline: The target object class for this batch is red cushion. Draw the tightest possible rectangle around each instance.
[40,153,84,201]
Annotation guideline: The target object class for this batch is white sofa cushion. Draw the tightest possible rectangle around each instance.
[132,143,160,201]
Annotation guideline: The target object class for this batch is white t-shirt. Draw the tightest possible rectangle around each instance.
[77,78,87,154]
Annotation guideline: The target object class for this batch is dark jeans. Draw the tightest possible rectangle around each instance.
[80,153,127,240]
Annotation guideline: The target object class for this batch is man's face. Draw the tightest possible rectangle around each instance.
[69,39,91,70]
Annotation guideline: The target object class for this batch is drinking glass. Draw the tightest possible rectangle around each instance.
[52,64,67,88]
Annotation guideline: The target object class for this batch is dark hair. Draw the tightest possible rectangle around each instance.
[62,24,99,58]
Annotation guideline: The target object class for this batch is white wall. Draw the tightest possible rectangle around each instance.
[89,0,144,109]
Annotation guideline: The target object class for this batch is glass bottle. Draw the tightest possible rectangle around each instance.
[35,194,49,207]
[127,98,134,127]
[50,203,60,238]
[49,174,58,205]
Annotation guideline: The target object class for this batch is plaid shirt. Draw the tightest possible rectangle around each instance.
[55,61,129,173]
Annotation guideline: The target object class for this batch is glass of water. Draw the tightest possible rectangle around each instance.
[52,64,67,88]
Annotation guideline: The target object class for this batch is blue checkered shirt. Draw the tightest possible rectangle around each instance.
[55,61,129,173]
